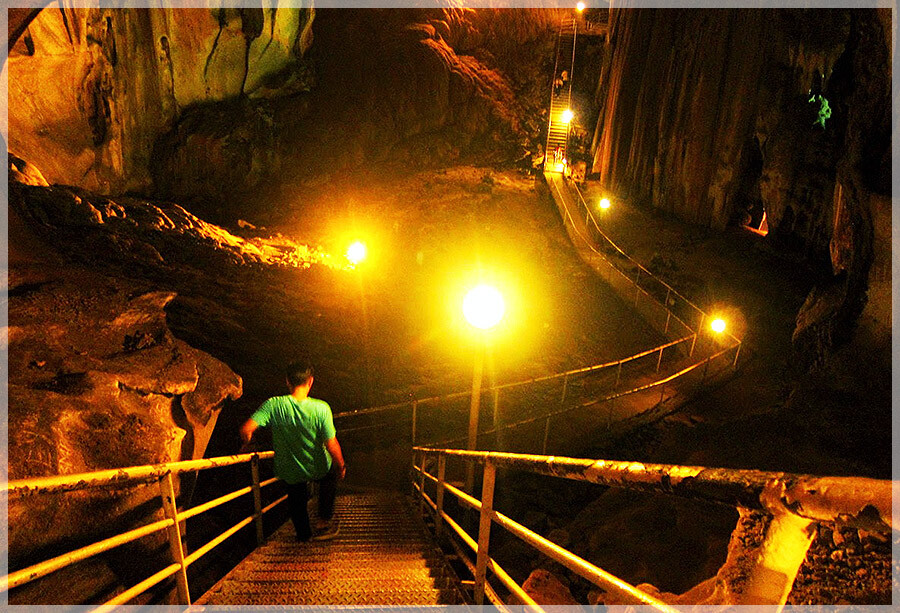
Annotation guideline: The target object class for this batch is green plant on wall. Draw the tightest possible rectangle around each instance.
[809,94,831,129]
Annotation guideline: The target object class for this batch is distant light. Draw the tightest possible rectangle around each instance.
[711,318,727,333]
[561,109,574,124]
[463,285,505,330]
[346,241,367,264]
[599,198,611,210]
[576,2,586,12]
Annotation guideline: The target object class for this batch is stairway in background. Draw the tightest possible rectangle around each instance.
[545,18,577,173]
[196,491,463,605]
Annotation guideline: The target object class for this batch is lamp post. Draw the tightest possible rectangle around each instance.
[462,284,505,492]
[347,241,371,402]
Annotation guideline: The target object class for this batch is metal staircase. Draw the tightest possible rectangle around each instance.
[195,490,464,605]
[545,18,577,173]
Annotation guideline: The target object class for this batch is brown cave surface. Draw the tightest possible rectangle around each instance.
[5,4,891,607]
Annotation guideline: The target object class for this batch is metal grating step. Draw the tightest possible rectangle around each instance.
[204,589,462,606]
[196,490,465,605]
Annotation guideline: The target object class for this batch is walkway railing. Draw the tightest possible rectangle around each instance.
[2,452,284,607]
[335,176,745,453]
[550,174,738,349]
[412,447,895,607]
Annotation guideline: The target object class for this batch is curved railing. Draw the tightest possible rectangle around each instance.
[2,453,284,607]
[334,179,744,452]
[412,447,895,608]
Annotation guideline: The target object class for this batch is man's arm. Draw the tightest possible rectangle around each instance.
[240,418,260,448]
[325,436,346,479]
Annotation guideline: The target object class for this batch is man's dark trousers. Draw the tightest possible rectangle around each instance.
[285,467,338,541]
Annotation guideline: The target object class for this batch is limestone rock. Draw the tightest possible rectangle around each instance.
[9,153,49,186]
[150,8,557,218]
[7,270,242,563]
[518,569,579,605]
[592,7,889,369]
[7,4,315,195]
[10,179,331,272]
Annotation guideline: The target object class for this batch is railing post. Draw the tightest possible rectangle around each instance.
[690,314,703,357]
[656,345,664,372]
[411,400,418,446]
[542,416,551,455]
[418,452,427,516]
[560,373,568,402]
[664,311,671,335]
[491,389,500,428]
[733,341,742,369]
[633,268,641,307]
[474,460,496,606]
[159,472,190,605]
[250,454,264,547]
[436,454,447,539]
[614,362,622,389]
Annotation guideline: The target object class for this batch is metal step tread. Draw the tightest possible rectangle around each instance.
[195,490,464,606]
[200,590,461,605]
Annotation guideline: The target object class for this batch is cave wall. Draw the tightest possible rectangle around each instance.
[150,8,563,219]
[6,7,562,220]
[5,2,315,195]
[592,7,891,366]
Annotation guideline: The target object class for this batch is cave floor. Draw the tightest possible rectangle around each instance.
[9,163,890,605]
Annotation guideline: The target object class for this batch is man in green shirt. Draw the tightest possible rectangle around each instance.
[240,360,346,541]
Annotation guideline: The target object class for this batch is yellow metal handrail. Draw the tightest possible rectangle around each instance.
[565,177,743,349]
[337,176,744,434]
[412,447,895,607]
[3,452,284,607]
[335,334,698,425]
[424,340,739,450]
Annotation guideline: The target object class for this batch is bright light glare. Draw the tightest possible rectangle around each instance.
[576,2,586,12]
[599,198,611,210]
[561,109,574,124]
[711,318,727,333]
[346,241,367,264]
[463,285,505,330]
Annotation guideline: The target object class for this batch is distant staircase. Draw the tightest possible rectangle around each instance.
[545,18,577,173]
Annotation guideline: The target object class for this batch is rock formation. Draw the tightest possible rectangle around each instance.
[6,3,316,195]
[6,159,254,571]
[591,7,890,367]
[7,6,563,221]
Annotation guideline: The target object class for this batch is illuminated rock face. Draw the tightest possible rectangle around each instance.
[7,7,558,220]
[149,8,559,218]
[6,270,243,562]
[592,8,890,366]
[5,172,252,569]
[6,4,315,195]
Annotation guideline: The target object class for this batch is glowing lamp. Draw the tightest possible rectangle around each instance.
[710,318,727,334]
[463,285,505,330]
[346,241,367,265]
[561,109,574,124]
[576,2,586,12]
[599,198,611,210]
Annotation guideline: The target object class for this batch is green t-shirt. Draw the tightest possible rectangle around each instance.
[250,395,336,484]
